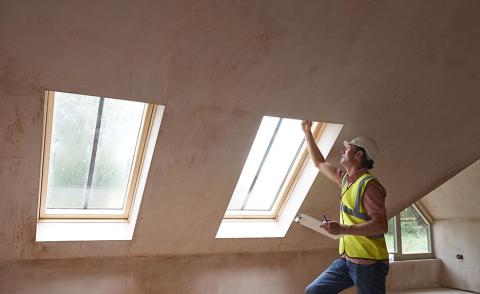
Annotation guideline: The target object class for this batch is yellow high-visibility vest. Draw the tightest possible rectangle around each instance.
[338,172,389,260]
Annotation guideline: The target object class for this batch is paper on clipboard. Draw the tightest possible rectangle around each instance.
[294,213,343,240]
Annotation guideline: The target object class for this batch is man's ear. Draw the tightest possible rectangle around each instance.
[354,150,364,161]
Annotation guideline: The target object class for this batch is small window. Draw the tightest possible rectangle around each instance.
[400,206,430,254]
[39,91,156,219]
[225,116,326,219]
[387,204,432,260]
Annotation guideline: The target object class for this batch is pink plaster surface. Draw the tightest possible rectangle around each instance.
[420,160,480,221]
[433,221,480,293]
[387,259,442,291]
[0,251,447,294]
[0,250,340,294]
[0,0,479,271]
[420,160,480,292]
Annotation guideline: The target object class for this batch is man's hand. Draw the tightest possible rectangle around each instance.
[321,214,388,237]
[301,120,312,134]
[320,220,346,235]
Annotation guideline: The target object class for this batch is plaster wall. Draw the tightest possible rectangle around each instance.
[420,160,480,220]
[387,259,441,291]
[0,250,357,294]
[0,2,478,292]
[1,0,480,263]
[433,220,480,293]
[0,250,444,294]
[420,160,480,292]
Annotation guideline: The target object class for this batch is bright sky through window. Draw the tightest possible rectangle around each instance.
[227,116,307,214]
[40,91,149,218]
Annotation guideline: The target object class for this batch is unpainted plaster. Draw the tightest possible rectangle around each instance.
[420,159,480,292]
[433,220,480,293]
[0,250,353,294]
[0,250,444,294]
[0,0,479,263]
[420,159,480,221]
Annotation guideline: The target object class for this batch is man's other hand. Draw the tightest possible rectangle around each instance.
[320,220,345,235]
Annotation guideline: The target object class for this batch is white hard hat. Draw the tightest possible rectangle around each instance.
[343,136,378,161]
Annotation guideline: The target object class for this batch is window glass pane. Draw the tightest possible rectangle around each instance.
[227,116,304,211]
[46,92,145,211]
[385,217,395,253]
[88,99,145,209]
[400,206,430,253]
[46,93,99,208]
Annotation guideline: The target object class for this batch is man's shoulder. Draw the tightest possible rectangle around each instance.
[365,175,386,195]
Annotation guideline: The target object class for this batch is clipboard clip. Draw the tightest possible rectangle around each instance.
[294,212,303,223]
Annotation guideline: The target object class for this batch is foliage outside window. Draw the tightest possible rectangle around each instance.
[385,218,396,252]
[385,204,432,260]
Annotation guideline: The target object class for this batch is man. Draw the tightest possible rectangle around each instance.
[302,120,389,294]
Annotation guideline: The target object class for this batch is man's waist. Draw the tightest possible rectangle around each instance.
[341,254,389,265]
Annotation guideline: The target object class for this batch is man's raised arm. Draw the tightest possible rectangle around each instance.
[301,120,340,185]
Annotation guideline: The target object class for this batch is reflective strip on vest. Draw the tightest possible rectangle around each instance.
[340,175,374,221]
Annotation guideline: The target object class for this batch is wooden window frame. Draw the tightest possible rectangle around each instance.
[224,121,327,220]
[389,203,434,260]
[38,91,156,220]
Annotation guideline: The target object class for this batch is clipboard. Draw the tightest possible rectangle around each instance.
[294,213,343,240]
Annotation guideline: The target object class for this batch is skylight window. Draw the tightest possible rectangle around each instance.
[225,116,324,218]
[39,91,156,219]
[216,116,343,238]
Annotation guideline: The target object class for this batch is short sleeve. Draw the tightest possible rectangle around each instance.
[363,180,387,216]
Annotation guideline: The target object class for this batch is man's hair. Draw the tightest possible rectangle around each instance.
[356,146,374,169]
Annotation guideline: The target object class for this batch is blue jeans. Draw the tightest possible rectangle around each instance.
[305,258,389,294]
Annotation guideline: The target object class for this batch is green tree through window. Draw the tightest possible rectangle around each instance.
[400,206,429,253]
[384,205,431,258]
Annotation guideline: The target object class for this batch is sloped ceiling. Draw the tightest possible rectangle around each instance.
[1,0,480,262]
[420,159,480,221]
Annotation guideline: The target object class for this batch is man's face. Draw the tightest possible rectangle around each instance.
[340,144,360,167]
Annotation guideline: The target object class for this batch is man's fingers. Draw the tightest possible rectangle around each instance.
[301,120,312,127]
[320,221,342,235]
